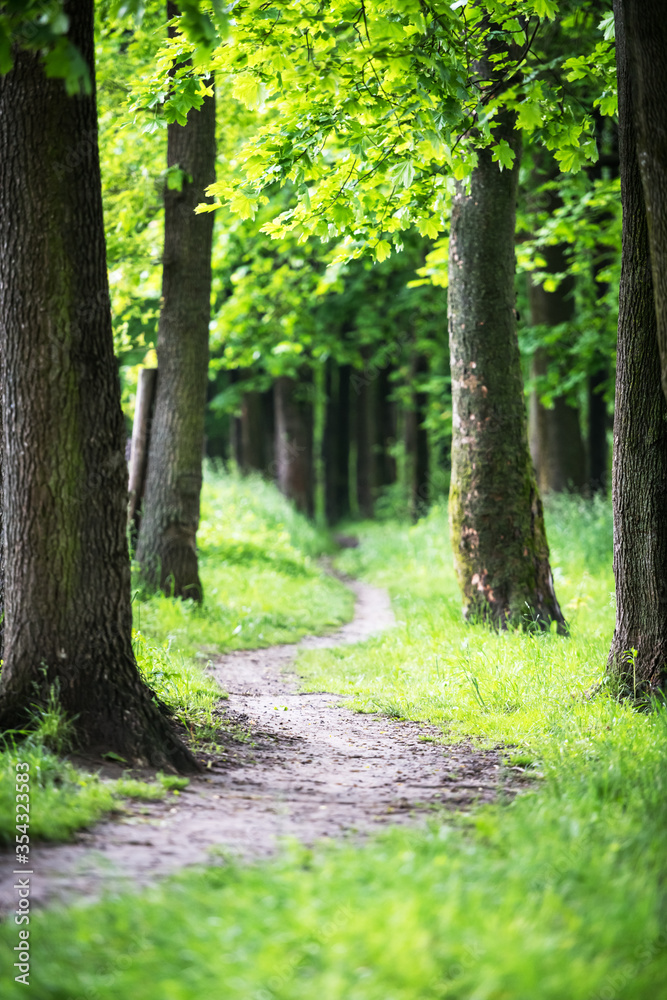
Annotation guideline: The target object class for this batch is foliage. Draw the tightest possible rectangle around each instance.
[197,0,615,257]
[516,153,620,410]
[0,732,187,845]
[0,0,91,92]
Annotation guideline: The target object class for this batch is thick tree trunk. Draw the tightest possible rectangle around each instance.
[607,0,667,696]
[622,1,667,407]
[527,245,586,494]
[274,374,313,515]
[0,2,198,770]
[135,14,215,601]
[448,109,565,631]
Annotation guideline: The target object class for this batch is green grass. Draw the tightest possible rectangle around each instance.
[2,493,666,998]
[297,493,617,762]
[132,467,354,660]
[0,469,353,844]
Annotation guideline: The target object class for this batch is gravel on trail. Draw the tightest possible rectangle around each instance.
[0,576,529,914]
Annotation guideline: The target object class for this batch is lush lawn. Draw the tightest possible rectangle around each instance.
[2,490,666,999]
[0,469,353,844]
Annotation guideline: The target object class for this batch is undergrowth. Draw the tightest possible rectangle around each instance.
[3,492,665,998]
[132,467,354,659]
[297,493,616,763]
[0,468,352,844]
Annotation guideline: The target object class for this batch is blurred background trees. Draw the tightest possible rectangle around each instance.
[99,1,618,533]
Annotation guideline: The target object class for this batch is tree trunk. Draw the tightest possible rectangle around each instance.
[407,353,430,516]
[262,386,275,474]
[274,374,313,515]
[241,389,265,472]
[135,12,216,602]
[527,245,586,494]
[324,361,351,524]
[0,2,198,771]
[622,1,667,408]
[127,366,158,538]
[587,366,609,494]
[377,365,397,489]
[448,107,566,631]
[607,0,667,696]
[356,366,378,518]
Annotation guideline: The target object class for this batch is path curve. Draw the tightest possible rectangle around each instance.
[0,575,523,915]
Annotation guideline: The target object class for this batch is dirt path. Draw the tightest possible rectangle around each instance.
[1,577,525,914]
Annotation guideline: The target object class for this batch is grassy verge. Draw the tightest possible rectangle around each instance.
[0,469,353,844]
[3,495,665,998]
[298,493,617,761]
[133,468,354,659]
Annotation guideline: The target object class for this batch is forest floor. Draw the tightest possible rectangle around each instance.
[0,572,527,915]
[3,480,667,999]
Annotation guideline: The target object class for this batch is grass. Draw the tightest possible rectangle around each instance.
[297,492,616,762]
[132,467,354,659]
[2,491,666,998]
[0,468,353,844]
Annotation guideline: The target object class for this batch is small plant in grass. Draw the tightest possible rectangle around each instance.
[27,682,77,755]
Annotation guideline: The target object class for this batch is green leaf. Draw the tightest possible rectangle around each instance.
[598,12,615,41]
[232,73,264,109]
[596,92,617,117]
[532,0,559,19]
[517,101,542,132]
[393,160,415,188]
[165,165,189,191]
[230,192,258,220]
[416,216,441,239]
[491,139,516,172]
[374,240,392,262]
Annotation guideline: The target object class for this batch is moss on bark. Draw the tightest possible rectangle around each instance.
[447,104,565,632]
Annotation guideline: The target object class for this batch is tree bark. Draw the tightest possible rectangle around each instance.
[622,1,667,408]
[135,11,216,602]
[127,366,158,538]
[0,2,198,770]
[448,108,566,631]
[377,365,398,489]
[607,0,667,696]
[403,352,429,518]
[274,374,313,515]
[241,389,265,472]
[324,361,351,524]
[587,366,609,494]
[527,244,586,494]
[355,365,378,518]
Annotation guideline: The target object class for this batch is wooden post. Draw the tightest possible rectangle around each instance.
[127,367,158,532]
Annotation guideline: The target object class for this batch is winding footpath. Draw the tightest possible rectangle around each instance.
[1,576,524,915]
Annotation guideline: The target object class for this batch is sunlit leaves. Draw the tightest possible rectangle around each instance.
[492,139,516,171]
[517,100,543,132]
[232,73,265,109]
[186,0,614,249]
[373,239,392,262]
